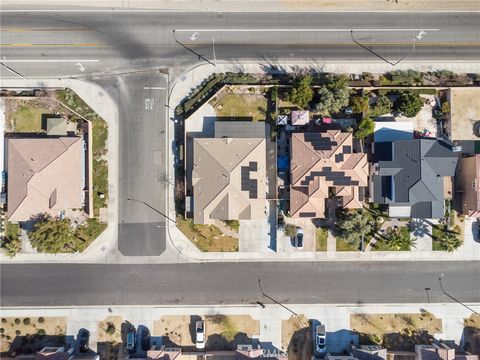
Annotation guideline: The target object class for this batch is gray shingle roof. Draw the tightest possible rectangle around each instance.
[373,139,458,218]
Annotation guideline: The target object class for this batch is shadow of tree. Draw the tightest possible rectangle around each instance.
[6,335,66,356]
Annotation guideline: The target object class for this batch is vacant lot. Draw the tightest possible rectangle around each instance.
[177,216,239,252]
[210,92,267,122]
[281,314,311,359]
[0,316,67,353]
[351,312,442,350]
[154,314,258,350]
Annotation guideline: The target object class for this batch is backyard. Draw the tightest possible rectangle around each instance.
[351,311,442,350]
[176,216,239,252]
[4,97,56,133]
[209,89,268,122]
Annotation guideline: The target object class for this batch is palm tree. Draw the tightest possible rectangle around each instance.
[440,232,462,252]
[384,227,416,250]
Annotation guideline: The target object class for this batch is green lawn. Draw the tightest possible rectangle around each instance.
[316,228,328,251]
[336,237,360,251]
[11,105,46,132]
[224,220,240,233]
[210,93,267,121]
[372,227,411,251]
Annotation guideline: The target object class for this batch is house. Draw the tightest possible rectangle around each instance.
[415,343,478,360]
[6,137,85,222]
[352,346,387,360]
[456,155,480,216]
[371,139,459,218]
[291,110,309,126]
[192,122,267,224]
[290,130,368,218]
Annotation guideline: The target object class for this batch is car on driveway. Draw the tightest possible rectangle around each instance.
[311,320,326,358]
[195,320,205,350]
[294,227,304,249]
[77,328,90,353]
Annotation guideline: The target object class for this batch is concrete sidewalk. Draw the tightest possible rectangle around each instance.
[1,303,478,353]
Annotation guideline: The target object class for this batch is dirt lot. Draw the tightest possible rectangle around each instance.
[464,314,480,355]
[450,88,480,140]
[350,312,442,350]
[281,314,311,360]
[97,316,124,344]
[154,314,259,350]
[0,316,67,354]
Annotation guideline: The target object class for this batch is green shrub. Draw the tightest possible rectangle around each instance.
[38,317,45,323]
[1,318,6,323]
[354,117,375,139]
[394,91,423,118]
[23,318,30,325]
[0,328,4,334]
[14,318,20,325]
[37,329,46,336]
[15,330,21,335]
[105,323,116,335]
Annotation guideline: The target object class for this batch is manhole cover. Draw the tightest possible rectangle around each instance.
[473,121,480,137]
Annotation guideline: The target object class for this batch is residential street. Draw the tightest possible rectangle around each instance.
[1,261,479,306]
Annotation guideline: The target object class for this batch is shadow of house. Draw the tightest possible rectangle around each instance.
[5,335,66,357]
[326,330,360,354]
[205,332,254,352]
[383,331,435,352]
[287,326,312,360]
[462,326,480,356]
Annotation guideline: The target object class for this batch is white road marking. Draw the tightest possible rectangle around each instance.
[145,98,155,110]
[0,59,99,62]
[416,29,427,40]
[76,62,86,72]
[174,28,440,32]
[143,86,166,90]
[189,31,199,41]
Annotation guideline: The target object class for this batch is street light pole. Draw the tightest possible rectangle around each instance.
[212,38,217,67]
[172,30,216,67]
[258,278,298,317]
[438,274,479,315]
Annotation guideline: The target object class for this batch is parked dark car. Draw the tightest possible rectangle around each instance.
[77,328,90,353]
[126,328,136,353]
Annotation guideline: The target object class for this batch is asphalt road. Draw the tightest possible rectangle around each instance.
[96,74,168,255]
[1,261,479,306]
[1,11,479,79]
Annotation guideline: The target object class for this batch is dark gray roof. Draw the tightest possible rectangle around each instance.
[373,139,458,218]
[215,121,268,138]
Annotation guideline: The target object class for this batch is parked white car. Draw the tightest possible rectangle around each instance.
[195,320,205,350]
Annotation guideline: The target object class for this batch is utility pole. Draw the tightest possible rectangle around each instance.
[212,38,217,67]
